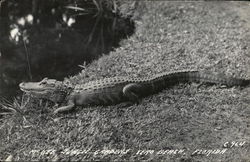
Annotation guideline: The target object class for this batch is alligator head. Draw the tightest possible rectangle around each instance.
[19,78,71,103]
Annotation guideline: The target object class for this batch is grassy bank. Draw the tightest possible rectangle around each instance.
[1,1,250,161]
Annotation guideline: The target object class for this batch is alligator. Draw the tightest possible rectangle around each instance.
[19,70,250,114]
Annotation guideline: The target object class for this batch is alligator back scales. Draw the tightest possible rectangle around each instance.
[19,70,250,113]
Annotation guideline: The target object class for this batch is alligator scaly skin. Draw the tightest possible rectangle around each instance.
[19,70,250,113]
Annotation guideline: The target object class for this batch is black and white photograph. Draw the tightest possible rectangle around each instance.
[0,0,249,161]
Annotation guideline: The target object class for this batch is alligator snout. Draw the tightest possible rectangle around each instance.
[19,81,37,92]
[19,82,25,88]
[19,82,31,92]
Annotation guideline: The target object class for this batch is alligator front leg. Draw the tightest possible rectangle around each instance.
[53,99,75,114]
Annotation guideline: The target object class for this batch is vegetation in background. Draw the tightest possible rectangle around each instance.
[0,0,135,100]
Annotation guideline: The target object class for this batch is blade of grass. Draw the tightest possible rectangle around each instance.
[23,40,32,80]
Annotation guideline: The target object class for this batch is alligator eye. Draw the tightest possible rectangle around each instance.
[40,81,47,85]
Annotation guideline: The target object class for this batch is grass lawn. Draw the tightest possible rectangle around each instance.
[1,1,250,161]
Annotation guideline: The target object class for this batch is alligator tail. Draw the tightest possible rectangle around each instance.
[134,70,249,96]
[187,71,250,87]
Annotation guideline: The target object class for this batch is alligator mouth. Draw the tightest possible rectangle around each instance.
[19,82,47,93]
[20,87,45,92]
[20,87,47,94]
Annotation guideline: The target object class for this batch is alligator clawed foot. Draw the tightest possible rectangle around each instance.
[53,109,60,115]
[52,104,58,113]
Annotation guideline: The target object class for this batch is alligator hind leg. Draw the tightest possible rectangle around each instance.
[53,99,75,114]
[123,83,142,104]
